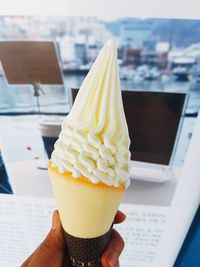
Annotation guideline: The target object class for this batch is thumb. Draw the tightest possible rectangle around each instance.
[22,211,65,267]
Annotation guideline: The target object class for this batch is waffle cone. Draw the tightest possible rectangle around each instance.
[64,228,112,266]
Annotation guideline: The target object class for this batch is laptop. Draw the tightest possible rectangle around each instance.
[71,89,187,182]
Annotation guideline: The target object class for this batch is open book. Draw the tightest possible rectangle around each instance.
[0,194,169,267]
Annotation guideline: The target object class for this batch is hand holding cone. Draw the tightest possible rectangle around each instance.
[21,210,126,267]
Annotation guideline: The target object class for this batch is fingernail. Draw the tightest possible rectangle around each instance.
[52,211,58,230]
[107,250,118,267]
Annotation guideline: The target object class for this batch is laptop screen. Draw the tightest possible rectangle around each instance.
[71,89,186,165]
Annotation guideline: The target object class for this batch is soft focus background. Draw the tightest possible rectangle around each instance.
[0,16,199,170]
[0,16,200,114]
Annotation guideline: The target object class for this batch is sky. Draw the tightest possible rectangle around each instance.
[0,0,199,20]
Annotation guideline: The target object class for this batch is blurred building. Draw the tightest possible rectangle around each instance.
[119,19,154,48]
[60,16,112,64]
[141,42,170,68]
[59,35,76,67]
[75,43,87,65]
[124,48,141,65]
[87,44,99,62]
[64,16,112,47]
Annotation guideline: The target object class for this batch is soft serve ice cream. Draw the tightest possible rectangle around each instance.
[51,39,130,189]
[48,39,131,266]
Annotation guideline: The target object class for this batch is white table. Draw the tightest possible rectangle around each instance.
[5,159,180,207]
[0,117,46,163]
[6,160,53,197]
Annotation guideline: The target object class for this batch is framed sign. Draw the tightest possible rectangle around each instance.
[0,41,63,85]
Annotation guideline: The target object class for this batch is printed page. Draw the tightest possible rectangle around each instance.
[0,194,169,267]
[18,196,56,252]
[0,194,30,267]
[116,204,169,267]
[0,194,56,267]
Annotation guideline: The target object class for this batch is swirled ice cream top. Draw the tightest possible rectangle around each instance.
[51,40,131,188]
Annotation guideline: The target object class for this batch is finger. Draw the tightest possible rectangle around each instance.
[101,229,125,267]
[21,210,65,267]
[21,253,34,267]
[21,229,48,267]
[20,252,35,267]
[114,210,126,224]
[115,259,120,267]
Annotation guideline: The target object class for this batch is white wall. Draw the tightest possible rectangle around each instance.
[0,0,200,20]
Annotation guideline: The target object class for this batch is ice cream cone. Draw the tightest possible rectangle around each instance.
[49,39,131,266]
[48,161,125,266]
